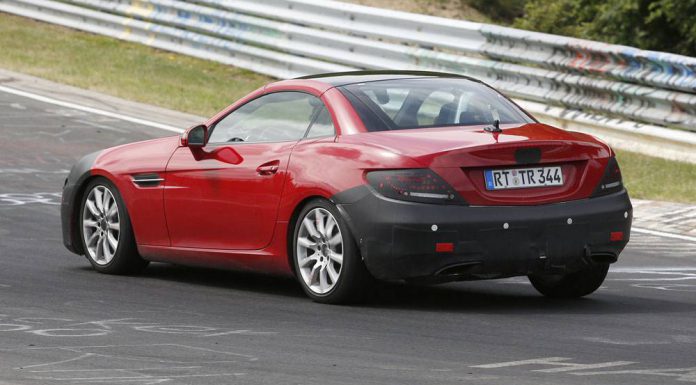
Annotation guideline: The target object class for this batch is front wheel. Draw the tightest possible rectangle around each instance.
[528,264,609,298]
[292,199,372,304]
[79,177,148,274]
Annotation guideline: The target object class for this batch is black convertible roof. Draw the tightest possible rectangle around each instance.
[296,70,477,87]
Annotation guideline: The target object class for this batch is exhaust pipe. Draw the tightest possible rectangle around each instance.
[436,261,482,277]
[589,253,618,264]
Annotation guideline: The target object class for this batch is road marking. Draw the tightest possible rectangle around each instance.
[133,325,217,334]
[0,85,183,133]
[0,193,62,206]
[0,168,70,174]
[0,324,32,332]
[632,227,696,243]
[535,361,636,373]
[582,336,673,346]
[202,330,277,337]
[611,267,696,272]
[29,328,112,338]
[474,357,696,383]
[473,357,635,373]
[19,353,95,369]
[16,343,254,384]
[633,283,696,292]
[472,357,570,368]
[14,317,73,324]
[609,267,696,281]
[613,273,696,290]
[608,267,696,292]
[572,367,696,382]
[0,316,275,341]
[27,366,202,373]
[28,373,246,382]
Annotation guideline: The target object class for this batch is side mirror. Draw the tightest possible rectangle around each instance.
[181,124,208,147]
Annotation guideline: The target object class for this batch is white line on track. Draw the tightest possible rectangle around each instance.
[0,85,183,133]
[631,227,696,243]
[611,267,696,272]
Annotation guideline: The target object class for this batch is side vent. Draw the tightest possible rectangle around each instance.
[132,173,164,187]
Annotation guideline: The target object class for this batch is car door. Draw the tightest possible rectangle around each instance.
[164,91,322,250]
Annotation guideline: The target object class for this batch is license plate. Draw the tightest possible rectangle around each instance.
[484,166,563,190]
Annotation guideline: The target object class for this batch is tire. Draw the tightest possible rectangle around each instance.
[292,198,373,304]
[79,177,148,274]
[528,264,609,298]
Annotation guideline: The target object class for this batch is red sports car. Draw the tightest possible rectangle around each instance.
[61,71,632,303]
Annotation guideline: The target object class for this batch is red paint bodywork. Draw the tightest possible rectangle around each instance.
[87,77,614,277]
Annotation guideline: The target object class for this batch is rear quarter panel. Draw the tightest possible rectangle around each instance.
[279,136,423,220]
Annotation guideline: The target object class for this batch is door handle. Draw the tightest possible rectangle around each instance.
[257,160,280,175]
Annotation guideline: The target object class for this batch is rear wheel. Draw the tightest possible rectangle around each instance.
[528,264,609,298]
[80,177,148,274]
[292,199,372,304]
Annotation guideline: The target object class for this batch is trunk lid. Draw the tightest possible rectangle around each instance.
[359,123,611,205]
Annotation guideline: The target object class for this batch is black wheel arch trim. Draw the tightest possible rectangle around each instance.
[61,150,102,255]
[330,185,374,260]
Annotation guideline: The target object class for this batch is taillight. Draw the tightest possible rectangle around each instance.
[366,169,466,204]
[593,157,623,197]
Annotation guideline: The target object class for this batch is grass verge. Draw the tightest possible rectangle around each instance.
[616,150,695,204]
[0,13,271,117]
[0,13,693,203]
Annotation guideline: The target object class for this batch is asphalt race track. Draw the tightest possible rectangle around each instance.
[1,89,696,385]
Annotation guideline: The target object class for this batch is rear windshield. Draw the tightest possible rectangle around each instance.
[338,77,534,132]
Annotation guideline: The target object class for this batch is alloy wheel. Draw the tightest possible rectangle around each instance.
[296,208,344,295]
[82,185,120,265]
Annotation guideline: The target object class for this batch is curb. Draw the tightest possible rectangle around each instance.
[632,199,696,240]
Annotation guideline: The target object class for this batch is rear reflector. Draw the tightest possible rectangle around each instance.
[435,242,454,253]
[610,231,624,241]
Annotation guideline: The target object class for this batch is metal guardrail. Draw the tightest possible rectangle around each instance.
[1,0,695,146]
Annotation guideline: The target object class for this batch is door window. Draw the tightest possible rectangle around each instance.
[208,92,321,144]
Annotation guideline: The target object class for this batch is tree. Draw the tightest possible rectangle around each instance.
[514,0,696,57]
[468,0,527,22]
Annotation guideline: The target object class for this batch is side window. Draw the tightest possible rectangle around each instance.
[305,107,336,138]
[208,92,319,144]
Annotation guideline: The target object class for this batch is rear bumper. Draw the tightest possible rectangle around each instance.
[334,186,632,281]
